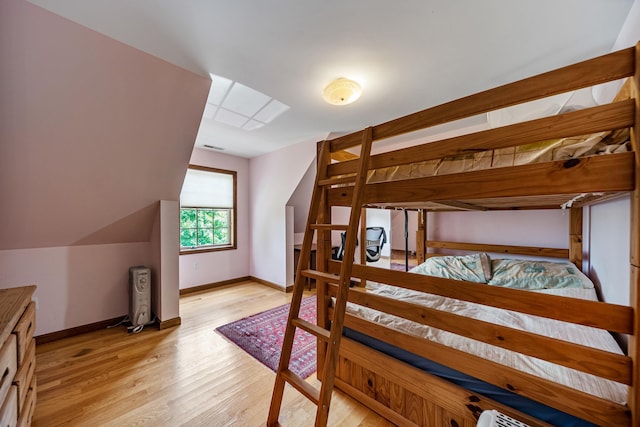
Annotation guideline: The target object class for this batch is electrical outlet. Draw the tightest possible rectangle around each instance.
[194,262,199,271]
[33,297,39,310]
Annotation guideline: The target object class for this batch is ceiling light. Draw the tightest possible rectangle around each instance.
[322,78,362,106]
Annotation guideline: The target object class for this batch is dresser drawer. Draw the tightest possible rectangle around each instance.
[0,287,36,427]
[13,339,34,414]
[0,335,17,407]
[13,302,35,365]
[16,375,35,427]
[0,385,18,427]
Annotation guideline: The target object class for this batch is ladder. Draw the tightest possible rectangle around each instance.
[267,127,374,426]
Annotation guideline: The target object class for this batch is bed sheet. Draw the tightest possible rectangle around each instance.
[345,282,627,405]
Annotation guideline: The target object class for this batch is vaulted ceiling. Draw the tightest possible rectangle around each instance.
[25,0,634,158]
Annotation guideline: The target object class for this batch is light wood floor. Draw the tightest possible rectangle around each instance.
[34,281,394,427]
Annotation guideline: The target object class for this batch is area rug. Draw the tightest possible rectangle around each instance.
[390,262,410,271]
[215,296,317,379]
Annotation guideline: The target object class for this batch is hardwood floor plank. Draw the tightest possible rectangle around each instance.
[34,282,393,427]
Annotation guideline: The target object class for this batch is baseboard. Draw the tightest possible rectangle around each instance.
[35,314,182,344]
[179,276,252,295]
[37,277,286,344]
[158,316,181,330]
[180,276,291,294]
[36,315,126,345]
[250,276,292,292]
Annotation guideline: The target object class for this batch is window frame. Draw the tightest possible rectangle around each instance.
[179,165,237,255]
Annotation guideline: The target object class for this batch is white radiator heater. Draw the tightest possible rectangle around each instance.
[129,266,151,327]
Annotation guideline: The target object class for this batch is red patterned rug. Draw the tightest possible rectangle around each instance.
[390,262,410,271]
[215,296,317,379]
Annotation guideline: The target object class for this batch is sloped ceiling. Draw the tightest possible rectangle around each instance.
[22,0,635,158]
[0,0,210,250]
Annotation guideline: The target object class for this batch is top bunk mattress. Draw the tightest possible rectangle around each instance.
[366,128,630,185]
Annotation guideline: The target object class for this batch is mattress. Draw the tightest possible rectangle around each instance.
[342,257,627,425]
[366,128,630,184]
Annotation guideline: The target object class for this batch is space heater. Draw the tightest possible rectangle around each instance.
[129,266,151,327]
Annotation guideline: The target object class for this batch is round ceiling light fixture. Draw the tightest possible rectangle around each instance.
[322,77,362,106]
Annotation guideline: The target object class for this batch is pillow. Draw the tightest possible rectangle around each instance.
[410,253,491,283]
[488,259,592,289]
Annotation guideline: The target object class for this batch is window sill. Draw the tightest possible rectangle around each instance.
[180,245,236,255]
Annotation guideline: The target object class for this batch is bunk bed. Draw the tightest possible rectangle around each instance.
[312,44,640,426]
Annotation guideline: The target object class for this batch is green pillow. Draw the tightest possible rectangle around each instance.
[488,259,586,289]
[410,253,491,283]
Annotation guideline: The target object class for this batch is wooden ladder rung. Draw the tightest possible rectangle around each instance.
[317,175,356,187]
[291,318,330,341]
[268,129,374,427]
[281,369,320,404]
[310,224,349,231]
[301,270,340,283]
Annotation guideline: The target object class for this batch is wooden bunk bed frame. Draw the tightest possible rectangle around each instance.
[311,44,640,426]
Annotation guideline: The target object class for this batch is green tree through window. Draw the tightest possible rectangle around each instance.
[180,165,236,252]
[180,208,231,248]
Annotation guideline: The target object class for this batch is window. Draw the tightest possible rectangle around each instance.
[179,165,236,253]
[180,208,231,247]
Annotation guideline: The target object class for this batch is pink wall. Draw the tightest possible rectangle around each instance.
[588,197,631,306]
[0,243,150,336]
[1,0,209,250]
[430,210,570,255]
[249,138,318,288]
[391,210,418,253]
[150,201,180,321]
[288,161,316,234]
[0,0,209,335]
[179,149,251,289]
[584,5,638,308]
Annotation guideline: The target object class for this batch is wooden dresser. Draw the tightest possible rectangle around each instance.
[0,286,36,427]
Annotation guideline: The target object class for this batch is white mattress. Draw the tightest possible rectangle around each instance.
[345,282,627,405]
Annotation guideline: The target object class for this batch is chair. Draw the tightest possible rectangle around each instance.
[364,226,387,262]
[333,232,347,261]
[332,227,387,263]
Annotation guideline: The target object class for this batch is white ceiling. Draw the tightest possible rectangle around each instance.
[27,0,634,158]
